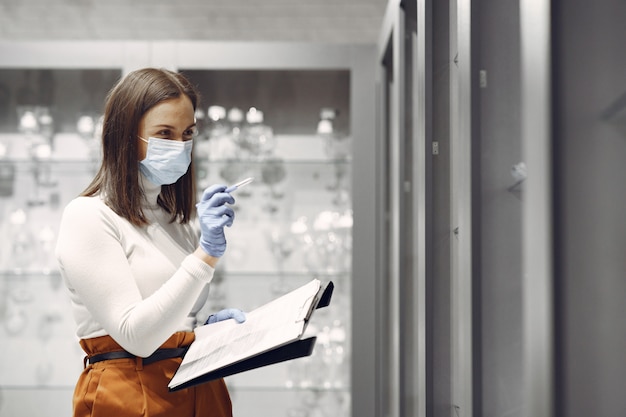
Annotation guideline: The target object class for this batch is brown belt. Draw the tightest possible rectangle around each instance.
[85,347,188,367]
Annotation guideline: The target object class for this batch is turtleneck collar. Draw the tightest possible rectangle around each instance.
[139,171,162,209]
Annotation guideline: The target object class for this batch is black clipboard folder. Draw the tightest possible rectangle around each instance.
[169,280,334,391]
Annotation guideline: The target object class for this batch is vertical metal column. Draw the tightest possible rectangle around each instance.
[412,36,428,415]
[413,0,430,415]
[376,2,405,416]
[390,6,406,417]
[388,3,426,417]
[520,1,554,416]
[351,45,380,417]
[449,0,474,415]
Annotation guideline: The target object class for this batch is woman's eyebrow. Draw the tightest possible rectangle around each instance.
[151,124,175,130]
[150,122,196,130]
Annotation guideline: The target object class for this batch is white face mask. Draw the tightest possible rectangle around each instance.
[138,137,193,185]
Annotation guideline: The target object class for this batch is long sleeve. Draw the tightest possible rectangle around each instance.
[55,196,213,357]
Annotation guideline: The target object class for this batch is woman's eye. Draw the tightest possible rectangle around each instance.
[184,128,197,139]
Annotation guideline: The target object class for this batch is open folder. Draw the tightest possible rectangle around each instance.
[168,278,334,391]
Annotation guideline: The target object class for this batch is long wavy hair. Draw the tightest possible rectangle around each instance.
[81,68,199,226]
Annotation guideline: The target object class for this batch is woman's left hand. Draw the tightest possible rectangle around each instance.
[206,308,246,325]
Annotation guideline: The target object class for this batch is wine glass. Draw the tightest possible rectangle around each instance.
[260,157,287,214]
[266,224,296,295]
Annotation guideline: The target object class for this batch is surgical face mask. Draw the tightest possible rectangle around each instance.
[138,137,193,185]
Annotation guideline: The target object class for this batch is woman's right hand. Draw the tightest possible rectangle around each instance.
[196,184,235,258]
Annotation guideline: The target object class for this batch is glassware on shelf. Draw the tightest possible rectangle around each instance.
[317,108,352,207]
[321,318,349,389]
[285,340,316,390]
[285,307,350,392]
[285,215,351,398]
[241,107,275,159]
[17,106,50,160]
[266,224,297,295]
[76,114,94,140]
[227,107,245,149]
[290,215,313,269]
[7,208,35,272]
[318,108,351,160]
[76,113,103,162]
[300,209,353,275]
[76,114,95,138]
[207,105,239,161]
[260,157,286,214]
[206,105,229,139]
[17,107,39,135]
[201,105,244,196]
[38,107,55,145]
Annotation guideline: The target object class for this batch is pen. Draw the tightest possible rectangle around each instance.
[225,177,254,193]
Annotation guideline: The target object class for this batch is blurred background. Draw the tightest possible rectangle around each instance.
[0,2,385,416]
[1,1,626,417]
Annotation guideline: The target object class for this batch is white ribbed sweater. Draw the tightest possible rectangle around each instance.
[55,176,213,357]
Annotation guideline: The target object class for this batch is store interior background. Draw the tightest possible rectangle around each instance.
[2,1,626,417]
[0,1,386,417]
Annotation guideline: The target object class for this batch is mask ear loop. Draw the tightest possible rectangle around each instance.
[138,136,149,163]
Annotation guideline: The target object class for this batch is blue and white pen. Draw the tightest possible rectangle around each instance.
[225,177,254,193]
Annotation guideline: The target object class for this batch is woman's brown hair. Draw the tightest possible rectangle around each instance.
[81,68,199,226]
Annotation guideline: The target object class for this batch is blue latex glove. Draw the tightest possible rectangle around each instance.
[197,184,235,257]
[206,308,247,325]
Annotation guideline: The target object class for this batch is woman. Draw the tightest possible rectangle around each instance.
[55,68,244,417]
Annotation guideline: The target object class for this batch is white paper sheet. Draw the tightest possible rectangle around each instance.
[169,279,322,389]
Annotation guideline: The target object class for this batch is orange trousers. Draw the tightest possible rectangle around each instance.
[74,332,232,417]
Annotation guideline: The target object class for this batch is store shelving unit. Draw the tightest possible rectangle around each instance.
[0,41,376,417]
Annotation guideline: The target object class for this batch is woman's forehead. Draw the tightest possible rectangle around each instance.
[142,96,195,127]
